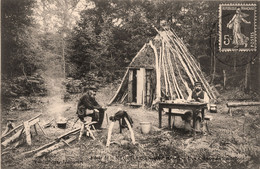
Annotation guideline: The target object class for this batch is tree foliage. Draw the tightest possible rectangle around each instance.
[68,0,219,79]
[2,0,39,77]
[3,0,256,94]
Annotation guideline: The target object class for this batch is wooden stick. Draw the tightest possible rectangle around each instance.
[108,68,129,105]
[1,124,23,140]
[33,124,38,135]
[34,136,77,158]
[1,122,14,137]
[227,102,260,107]
[60,138,71,147]
[159,46,165,97]
[223,70,226,89]
[72,118,79,128]
[37,122,46,136]
[163,46,174,99]
[120,92,128,103]
[1,128,24,147]
[106,121,115,147]
[124,117,136,144]
[165,46,179,98]
[150,40,161,99]
[57,128,81,140]
[85,125,95,140]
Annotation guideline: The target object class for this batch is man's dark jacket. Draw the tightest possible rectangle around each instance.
[76,93,104,129]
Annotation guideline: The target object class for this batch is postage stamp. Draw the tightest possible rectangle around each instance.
[219,3,257,52]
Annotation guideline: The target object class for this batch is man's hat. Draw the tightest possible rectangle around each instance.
[194,81,202,86]
[83,85,97,92]
[89,85,97,91]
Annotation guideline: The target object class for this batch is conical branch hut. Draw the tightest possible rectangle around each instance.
[109,29,218,107]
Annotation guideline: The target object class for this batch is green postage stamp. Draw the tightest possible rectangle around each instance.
[219,3,257,52]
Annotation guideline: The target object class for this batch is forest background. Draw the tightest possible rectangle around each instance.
[2,0,260,101]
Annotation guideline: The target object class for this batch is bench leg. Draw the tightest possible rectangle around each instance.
[85,126,95,140]
[78,123,85,141]
[206,121,210,134]
[229,108,232,116]
[119,120,122,133]
[172,116,175,129]
[168,109,172,129]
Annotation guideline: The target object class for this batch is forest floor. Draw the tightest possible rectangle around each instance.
[1,83,260,169]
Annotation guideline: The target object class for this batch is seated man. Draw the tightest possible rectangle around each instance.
[76,87,106,129]
[183,81,209,132]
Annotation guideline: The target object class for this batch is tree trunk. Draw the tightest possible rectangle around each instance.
[223,70,226,89]
[245,63,250,93]
[211,36,216,83]
[62,38,66,78]
[233,56,237,72]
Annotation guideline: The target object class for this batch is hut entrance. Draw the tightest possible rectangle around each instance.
[128,68,153,105]
[132,69,137,103]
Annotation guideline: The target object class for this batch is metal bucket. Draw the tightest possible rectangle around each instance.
[57,117,67,129]
[57,122,67,129]
[210,104,217,113]
[140,122,151,134]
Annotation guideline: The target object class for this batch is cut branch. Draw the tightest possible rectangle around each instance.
[149,40,161,99]
[34,136,77,158]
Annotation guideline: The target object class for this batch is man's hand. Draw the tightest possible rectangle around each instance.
[198,98,205,103]
[93,110,99,121]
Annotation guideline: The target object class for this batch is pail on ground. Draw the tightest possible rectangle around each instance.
[140,122,151,134]
[210,104,217,113]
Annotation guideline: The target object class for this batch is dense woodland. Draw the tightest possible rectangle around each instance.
[2,0,259,99]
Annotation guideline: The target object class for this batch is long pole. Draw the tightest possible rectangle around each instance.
[62,37,66,79]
